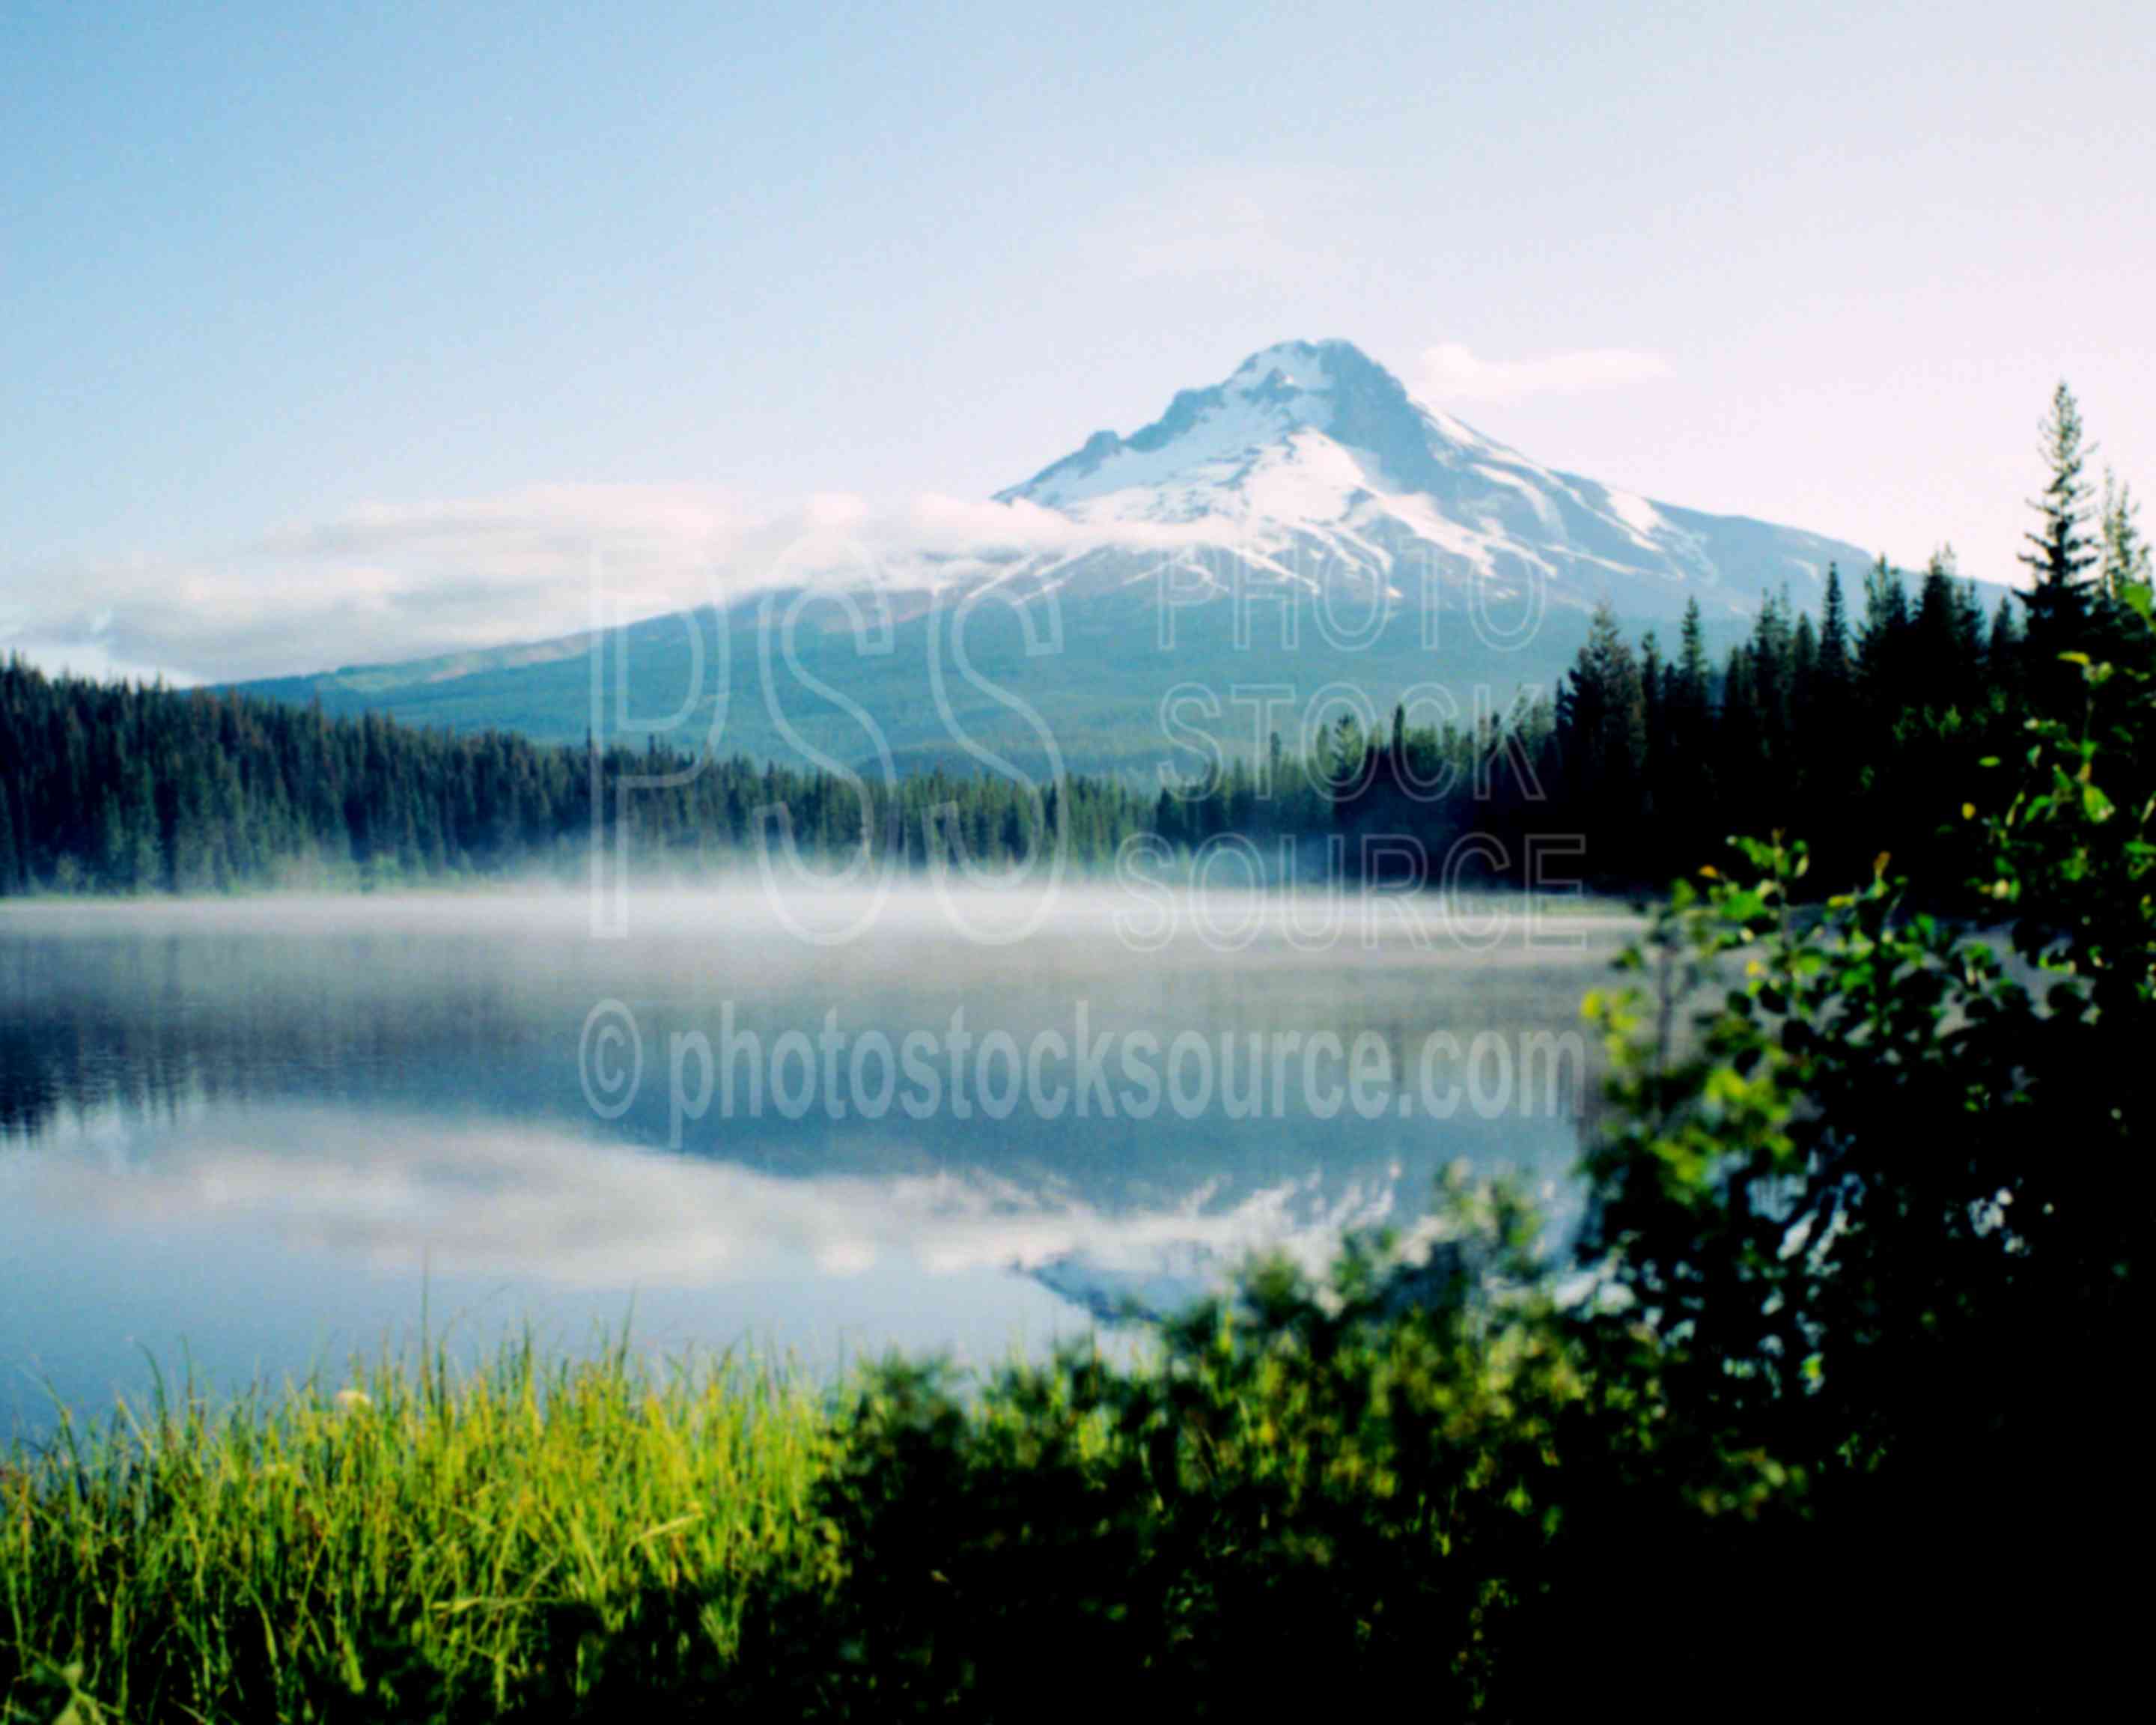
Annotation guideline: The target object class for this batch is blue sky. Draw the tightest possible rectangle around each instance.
[4,1,2152,680]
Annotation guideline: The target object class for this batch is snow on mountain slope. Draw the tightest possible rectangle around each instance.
[993,339,1873,618]
[243,340,1884,748]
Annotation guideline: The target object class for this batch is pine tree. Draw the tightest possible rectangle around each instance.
[1750,589,1795,750]
[1800,563,1857,806]
[1556,602,1647,841]
[1663,599,1714,840]
[1950,577,1988,679]
[1640,630,1666,735]
[1818,564,1851,691]
[1914,549,1963,712]
[1791,613,1818,720]
[1859,557,1909,708]
[2022,382,2098,588]
[2018,383,2098,684]
[1675,600,1711,713]
[2098,469,2152,599]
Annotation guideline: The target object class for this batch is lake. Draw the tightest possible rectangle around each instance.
[0,885,1635,1436]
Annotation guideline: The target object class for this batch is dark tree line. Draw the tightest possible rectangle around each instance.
[1318,380,2152,892]
[1146,696,1554,874]
[1535,556,2018,889]
[0,668,1157,896]
[1154,543,2070,898]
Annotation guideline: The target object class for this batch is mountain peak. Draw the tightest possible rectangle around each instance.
[997,338,1473,517]
[989,338,1873,615]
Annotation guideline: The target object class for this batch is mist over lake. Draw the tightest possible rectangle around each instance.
[0,885,1628,1435]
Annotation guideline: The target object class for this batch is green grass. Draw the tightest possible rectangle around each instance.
[1,1206,1583,1721]
[0,1217,1562,1721]
[1,1341,831,1722]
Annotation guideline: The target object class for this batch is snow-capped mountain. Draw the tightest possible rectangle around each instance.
[992,338,1870,618]
[246,339,1883,768]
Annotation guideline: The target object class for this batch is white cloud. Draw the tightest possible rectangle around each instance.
[0,482,1232,687]
[0,633,196,688]
[1,484,749,685]
[1416,341,1672,403]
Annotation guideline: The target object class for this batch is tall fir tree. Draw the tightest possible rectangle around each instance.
[1673,600,1711,714]
[1914,550,1962,708]
[2098,469,2152,599]
[1818,563,1852,691]
[1791,612,1819,722]
[1857,556,1910,709]
[1556,602,1648,849]
[1663,598,1714,847]
[1797,563,1856,804]
[1950,577,1988,678]
[2018,382,2098,690]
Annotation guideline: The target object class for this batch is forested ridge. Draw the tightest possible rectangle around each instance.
[0,669,1155,895]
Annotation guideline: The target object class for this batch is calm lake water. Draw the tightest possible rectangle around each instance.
[0,886,1635,1436]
